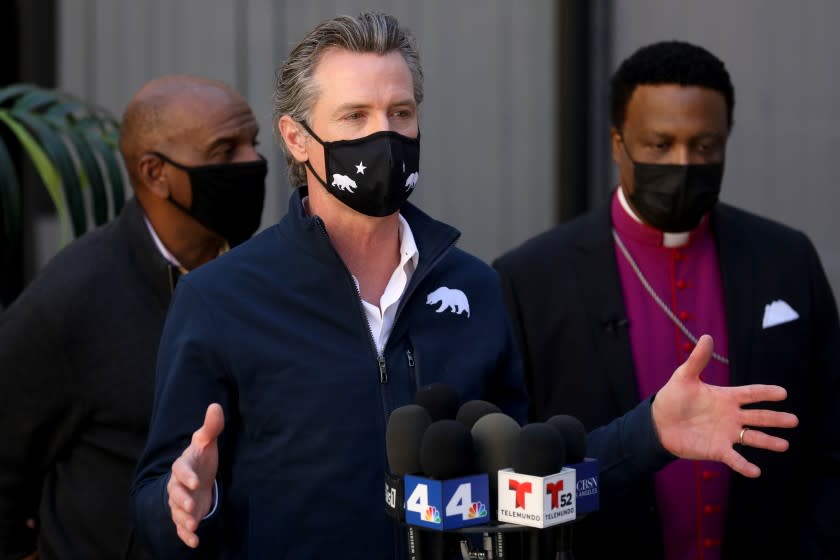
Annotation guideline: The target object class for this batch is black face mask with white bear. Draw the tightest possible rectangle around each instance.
[299,121,420,217]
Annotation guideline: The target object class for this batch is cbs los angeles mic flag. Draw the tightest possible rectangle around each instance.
[496,468,576,529]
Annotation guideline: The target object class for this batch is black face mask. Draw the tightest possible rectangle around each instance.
[153,152,267,246]
[299,122,420,217]
[623,144,724,232]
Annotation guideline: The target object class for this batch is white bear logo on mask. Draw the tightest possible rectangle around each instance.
[332,174,358,193]
[426,287,470,318]
[405,171,419,191]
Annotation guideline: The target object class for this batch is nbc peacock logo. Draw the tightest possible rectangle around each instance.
[422,506,442,523]
[466,502,487,519]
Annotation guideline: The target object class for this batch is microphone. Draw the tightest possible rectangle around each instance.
[415,383,461,421]
[546,415,599,560]
[471,412,521,559]
[401,420,490,560]
[547,415,599,516]
[385,405,432,560]
[456,400,502,430]
[498,424,577,560]
[404,420,490,530]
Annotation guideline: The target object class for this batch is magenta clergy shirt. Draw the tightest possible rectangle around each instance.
[611,189,731,560]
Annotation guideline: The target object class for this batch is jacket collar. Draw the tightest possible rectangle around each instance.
[575,205,642,414]
[120,197,180,308]
[284,187,461,276]
[710,203,755,385]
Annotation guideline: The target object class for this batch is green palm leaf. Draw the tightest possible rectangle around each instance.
[0,84,39,105]
[11,110,88,236]
[0,83,126,300]
[0,110,71,242]
[84,131,126,213]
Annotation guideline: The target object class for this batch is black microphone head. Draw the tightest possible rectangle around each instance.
[512,423,566,476]
[546,415,587,464]
[415,383,460,421]
[386,404,432,475]
[420,419,475,479]
[456,400,502,429]
[471,412,520,501]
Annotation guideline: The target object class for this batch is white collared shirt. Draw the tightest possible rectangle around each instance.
[353,214,420,354]
[143,215,188,272]
[143,214,228,274]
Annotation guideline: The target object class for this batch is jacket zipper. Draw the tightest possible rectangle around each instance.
[377,355,388,384]
[313,216,458,399]
[406,348,417,388]
[314,218,387,384]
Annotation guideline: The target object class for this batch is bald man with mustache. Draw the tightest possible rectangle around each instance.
[0,75,265,560]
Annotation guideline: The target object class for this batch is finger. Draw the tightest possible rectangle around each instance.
[176,524,200,549]
[740,429,790,453]
[170,503,200,534]
[172,456,201,491]
[674,334,713,381]
[168,479,197,514]
[734,384,788,405]
[721,448,761,478]
[740,409,799,429]
[191,403,225,448]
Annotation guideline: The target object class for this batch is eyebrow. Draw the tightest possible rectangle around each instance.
[332,99,417,116]
[203,124,260,152]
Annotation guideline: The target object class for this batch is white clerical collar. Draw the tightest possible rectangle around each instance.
[616,186,690,248]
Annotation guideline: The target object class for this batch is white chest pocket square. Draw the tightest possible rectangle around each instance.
[762,299,800,329]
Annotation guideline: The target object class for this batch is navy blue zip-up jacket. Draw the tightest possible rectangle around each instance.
[131,189,528,558]
[131,189,671,559]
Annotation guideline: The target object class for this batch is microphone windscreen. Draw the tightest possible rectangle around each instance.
[456,400,502,429]
[415,383,460,421]
[471,412,520,496]
[512,423,566,476]
[386,405,432,475]
[546,415,587,464]
[420,419,475,479]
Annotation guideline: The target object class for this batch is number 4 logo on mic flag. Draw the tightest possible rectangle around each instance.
[404,474,490,531]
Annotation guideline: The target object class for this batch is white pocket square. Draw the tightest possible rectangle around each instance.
[762,299,800,329]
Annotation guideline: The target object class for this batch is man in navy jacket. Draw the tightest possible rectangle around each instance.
[131,14,797,559]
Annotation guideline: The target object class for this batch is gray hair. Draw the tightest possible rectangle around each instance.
[272,12,424,186]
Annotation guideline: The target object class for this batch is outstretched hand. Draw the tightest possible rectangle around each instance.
[166,403,224,548]
[651,335,798,478]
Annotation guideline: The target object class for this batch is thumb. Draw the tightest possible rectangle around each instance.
[192,403,225,448]
[674,334,714,382]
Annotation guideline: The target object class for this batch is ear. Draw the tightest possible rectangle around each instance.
[137,153,170,199]
[279,116,310,163]
[609,127,623,166]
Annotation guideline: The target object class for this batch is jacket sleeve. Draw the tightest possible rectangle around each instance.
[0,286,86,559]
[586,398,674,495]
[130,281,233,559]
[494,258,673,491]
[797,235,840,558]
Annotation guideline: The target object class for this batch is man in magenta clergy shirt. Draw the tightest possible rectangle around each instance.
[494,41,840,560]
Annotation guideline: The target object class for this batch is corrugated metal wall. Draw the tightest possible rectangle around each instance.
[612,0,840,298]
[55,0,558,265]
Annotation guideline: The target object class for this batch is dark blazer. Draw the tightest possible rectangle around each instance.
[493,202,840,559]
[0,198,170,560]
